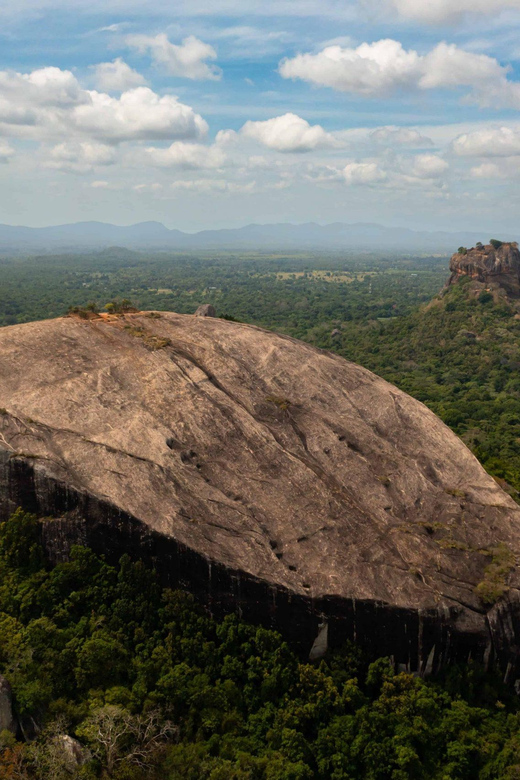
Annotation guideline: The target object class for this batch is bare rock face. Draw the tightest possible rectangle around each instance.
[449,242,520,297]
[1,312,520,677]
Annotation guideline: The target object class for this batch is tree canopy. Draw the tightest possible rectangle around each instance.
[0,510,519,779]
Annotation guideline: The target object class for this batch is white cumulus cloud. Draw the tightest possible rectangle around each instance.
[452,126,520,157]
[73,88,208,143]
[0,68,209,145]
[279,39,520,108]
[419,43,505,90]
[91,58,147,92]
[410,153,449,178]
[125,34,221,80]
[343,161,387,185]
[45,141,116,172]
[240,113,337,152]
[469,162,505,178]
[0,67,85,109]
[145,141,226,169]
[280,40,420,96]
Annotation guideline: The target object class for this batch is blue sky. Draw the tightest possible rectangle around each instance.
[2,0,520,232]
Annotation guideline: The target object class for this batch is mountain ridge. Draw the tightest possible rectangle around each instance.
[0,219,488,253]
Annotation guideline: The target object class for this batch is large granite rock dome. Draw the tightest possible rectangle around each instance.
[1,312,520,677]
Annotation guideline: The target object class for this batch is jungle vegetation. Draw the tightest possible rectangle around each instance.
[0,510,520,779]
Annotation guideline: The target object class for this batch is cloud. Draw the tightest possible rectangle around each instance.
[342,162,387,185]
[469,162,505,178]
[325,150,450,189]
[280,40,420,96]
[369,126,433,146]
[125,34,221,80]
[0,67,85,109]
[210,26,292,57]
[410,153,449,178]
[279,39,520,108]
[452,126,520,157]
[91,58,147,92]
[96,22,130,33]
[0,68,208,144]
[419,43,505,90]
[45,141,116,172]
[133,182,163,193]
[73,88,208,142]
[390,0,520,24]
[240,113,337,152]
[169,178,256,193]
[145,141,226,168]
[0,140,14,162]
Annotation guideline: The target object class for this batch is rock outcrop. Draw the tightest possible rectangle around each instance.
[449,242,520,297]
[1,312,520,678]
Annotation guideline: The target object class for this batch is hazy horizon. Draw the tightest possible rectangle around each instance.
[0,217,503,234]
[0,217,510,235]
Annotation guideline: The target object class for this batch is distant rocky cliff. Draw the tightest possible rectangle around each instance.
[1,312,520,680]
[449,241,520,297]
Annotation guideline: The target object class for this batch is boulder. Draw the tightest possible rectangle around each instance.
[0,313,520,678]
[58,735,87,766]
[195,304,216,317]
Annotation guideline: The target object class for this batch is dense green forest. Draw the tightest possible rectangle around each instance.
[0,250,446,331]
[1,509,520,780]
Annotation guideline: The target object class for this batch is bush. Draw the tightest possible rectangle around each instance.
[490,239,503,249]
[104,299,138,314]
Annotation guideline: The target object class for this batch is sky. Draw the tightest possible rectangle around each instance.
[2,0,520,232]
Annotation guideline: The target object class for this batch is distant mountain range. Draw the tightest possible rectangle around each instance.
[0,220,491,254]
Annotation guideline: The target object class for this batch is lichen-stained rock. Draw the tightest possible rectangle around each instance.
[1,312,520,677]
[449,242,520,297]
